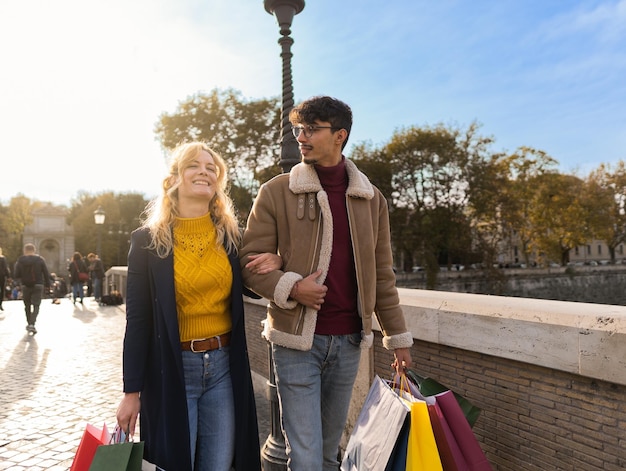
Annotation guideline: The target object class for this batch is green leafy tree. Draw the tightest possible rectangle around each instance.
[381,122,492,282]
[464,151,511,268]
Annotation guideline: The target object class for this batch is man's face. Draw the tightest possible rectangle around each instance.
[293,121,344,167]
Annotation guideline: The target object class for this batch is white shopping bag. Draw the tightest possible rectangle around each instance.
[341,375,410,471]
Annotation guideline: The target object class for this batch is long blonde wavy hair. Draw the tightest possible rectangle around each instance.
[142,142,240,258]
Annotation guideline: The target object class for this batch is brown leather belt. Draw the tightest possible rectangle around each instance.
[181,333,231,352]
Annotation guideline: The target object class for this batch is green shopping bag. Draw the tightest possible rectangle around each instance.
[88,441,144,471]
[406,368,481,428]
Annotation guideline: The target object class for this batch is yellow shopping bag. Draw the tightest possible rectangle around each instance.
[405,400,443,470]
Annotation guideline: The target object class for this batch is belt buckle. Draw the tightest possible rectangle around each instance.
[190,338,206,353]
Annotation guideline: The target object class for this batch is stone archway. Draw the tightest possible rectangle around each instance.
[39,239,61,276]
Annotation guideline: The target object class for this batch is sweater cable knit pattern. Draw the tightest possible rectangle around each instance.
[173,215,232,342]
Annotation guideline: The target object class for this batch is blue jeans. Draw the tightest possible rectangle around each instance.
[93,277,102,300]
[272,333,362,471]
[71,282,83,302]
[22,284,44,325]
[182,347,235,471]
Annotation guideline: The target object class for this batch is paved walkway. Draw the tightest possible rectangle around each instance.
[0,297,270,470]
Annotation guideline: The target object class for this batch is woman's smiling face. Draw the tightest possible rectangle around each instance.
[177,149,218,204]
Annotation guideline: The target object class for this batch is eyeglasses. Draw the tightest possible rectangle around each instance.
[292,124,337,139]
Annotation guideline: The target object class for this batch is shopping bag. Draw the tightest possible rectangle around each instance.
[405,399,443,471]
[70,423,111,471]
[89,441,144,471]
[341,375,410,471]
[435,391,492,471]
[384,417,409,471]
[387,375,443,471]
[383,375,413,471]
[427,400,469,471]
[406,369,481,428]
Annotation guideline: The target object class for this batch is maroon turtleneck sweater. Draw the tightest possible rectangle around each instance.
[314,159,362,335]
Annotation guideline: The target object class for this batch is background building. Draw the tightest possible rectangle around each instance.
[22,204,74,277]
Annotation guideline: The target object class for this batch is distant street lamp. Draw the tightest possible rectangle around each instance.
[263,2,305,469]
[93,206,106,257]
[265,0,305,173]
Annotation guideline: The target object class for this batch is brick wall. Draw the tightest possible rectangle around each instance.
[373,334,626,471]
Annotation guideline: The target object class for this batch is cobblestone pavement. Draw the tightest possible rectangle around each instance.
[0,297,270,470]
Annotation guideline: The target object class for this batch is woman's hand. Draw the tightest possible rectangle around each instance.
[245,253,282,274]
[116,392,141,439]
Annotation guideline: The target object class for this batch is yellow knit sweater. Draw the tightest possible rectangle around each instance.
[173,215,232,342]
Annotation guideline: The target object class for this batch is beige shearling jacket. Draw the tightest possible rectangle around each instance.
[240,159,414,352]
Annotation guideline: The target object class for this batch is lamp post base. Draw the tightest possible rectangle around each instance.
[261,434,288,471]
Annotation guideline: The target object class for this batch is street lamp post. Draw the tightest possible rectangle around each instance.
[93,206,106,258]
[263,2,305,469]
[265,0,305,173]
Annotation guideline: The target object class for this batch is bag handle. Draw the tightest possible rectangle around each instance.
[111,425,130,444]
[391,373,411,395]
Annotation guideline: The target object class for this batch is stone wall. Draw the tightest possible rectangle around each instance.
[399,266,626,305]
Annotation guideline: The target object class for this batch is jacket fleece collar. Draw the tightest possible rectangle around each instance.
[289,158,375,200]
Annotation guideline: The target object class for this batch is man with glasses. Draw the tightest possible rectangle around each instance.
[241,96,413,471]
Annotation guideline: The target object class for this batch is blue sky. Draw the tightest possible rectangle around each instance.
[1,0,624,206]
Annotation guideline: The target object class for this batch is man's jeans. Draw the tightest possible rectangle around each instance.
[22,284,44,326]
[272,333,362,471]
[182,347,235,471]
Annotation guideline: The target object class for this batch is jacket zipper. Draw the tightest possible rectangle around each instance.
[293,195,322,334]
[347,196,364,318]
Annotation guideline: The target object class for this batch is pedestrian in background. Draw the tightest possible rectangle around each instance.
[116,142,280,471]
[13,243,51,334]
[240,96,414,471]
[68,252,88,304]
[87,253,105,302]
[0,247,10,311]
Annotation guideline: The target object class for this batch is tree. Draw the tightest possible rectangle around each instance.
[381,122,493,282]
[499,147,559,266]
[0,195,36,267]
[67,192,148,269]
[154,88,281,222]
[529,172,590,266]
[584,161,626,263]
[464,151,511,268]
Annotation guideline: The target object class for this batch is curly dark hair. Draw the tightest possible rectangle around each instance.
[289,96,353,149]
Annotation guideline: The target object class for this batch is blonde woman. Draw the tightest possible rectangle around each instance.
[116,142,278,471]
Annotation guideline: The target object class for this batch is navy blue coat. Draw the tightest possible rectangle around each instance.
[122,228,261,471]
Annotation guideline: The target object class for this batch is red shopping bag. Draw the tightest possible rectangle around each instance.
[427,400,469,471]
[70,423,111,471]
[435,391,492,471]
